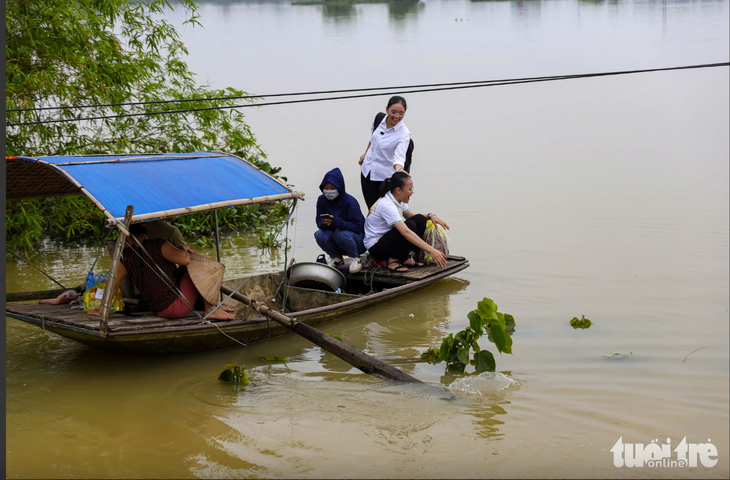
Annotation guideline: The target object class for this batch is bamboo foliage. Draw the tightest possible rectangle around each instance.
[5,0,287,258]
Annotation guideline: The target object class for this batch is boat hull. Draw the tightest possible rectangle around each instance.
[6,257,469,354]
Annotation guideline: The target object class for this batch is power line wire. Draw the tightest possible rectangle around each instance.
[6,74,560,112]
[10,62,727,113]
[6,62,728,127]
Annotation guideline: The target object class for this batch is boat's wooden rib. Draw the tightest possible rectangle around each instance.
[6,256,469,354]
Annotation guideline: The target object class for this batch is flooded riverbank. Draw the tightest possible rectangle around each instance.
[6,0,729,477]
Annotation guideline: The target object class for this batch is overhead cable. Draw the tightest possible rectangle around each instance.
[6,62,728,127]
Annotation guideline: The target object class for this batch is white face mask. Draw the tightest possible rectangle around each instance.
[323,189,339,201]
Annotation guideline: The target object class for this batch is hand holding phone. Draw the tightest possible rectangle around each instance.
[320,214,333,218]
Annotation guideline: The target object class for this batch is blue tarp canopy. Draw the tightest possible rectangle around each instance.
[6,152,301,225]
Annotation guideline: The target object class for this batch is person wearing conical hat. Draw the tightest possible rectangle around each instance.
[87,223,234,320]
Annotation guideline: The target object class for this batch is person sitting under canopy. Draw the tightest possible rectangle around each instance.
[87,223,234,320]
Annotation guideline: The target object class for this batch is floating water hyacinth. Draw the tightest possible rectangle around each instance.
[218,364,250,386]
[570,315,592,329]
[421,297,516,373]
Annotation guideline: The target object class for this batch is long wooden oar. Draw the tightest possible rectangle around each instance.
[220,285,422,384]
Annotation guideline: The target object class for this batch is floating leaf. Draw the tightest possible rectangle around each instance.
[477,297,499,322]
[438,335,452,362]
[474,350,496,372]
[218,363,249,385]
[420,347,440,363]
[493,311,507,334]
[570,315,592,329]
[218,369,234,382]
[489,322,512,355]
[457,347,470,365]
[262,355,290,362]
[467,310,483,335]
[504,313,516,335]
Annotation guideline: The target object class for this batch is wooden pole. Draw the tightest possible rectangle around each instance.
[214,210,222,302]
[220,285,422,384]
[99,206,134,337]
[103,191,305,227]
[213,210,221,263]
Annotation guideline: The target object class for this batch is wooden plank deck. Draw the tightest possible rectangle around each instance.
[6,256,468,335]
[5,302,209,332]
[343,255,467,282]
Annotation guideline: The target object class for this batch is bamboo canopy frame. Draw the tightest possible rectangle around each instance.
[6,152,306,229]
[7,151,430,383]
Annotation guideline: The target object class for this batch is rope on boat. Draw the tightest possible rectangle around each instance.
[363,267,390,294]
[201,320,247,348]
[103,200,298,345]
[83,227,117,288]
[124,232,206,322]
[201,197,297,341]
[277,198,298,315]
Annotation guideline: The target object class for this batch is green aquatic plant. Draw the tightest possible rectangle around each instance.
[570,315,592,329]
[422,297,516,373]
[257,230,283,249]
[218,364,250,386]
[262,356,290,362]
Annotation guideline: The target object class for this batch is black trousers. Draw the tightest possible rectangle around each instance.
[361,171,382,211]
[368,214,427,264]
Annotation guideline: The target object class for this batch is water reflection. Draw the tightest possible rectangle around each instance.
[511,0,542,23]
[287,0,424,24]
[321,2,358,22]
[387,0,424,24]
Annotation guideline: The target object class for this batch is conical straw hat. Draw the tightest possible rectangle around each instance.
[187,253,226,306]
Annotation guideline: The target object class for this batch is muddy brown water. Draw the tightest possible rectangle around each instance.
[5,0,729,477]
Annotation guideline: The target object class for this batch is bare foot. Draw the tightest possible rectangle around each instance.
[205,309,235,320]
[219,305,235,313]
[403,258,424,267]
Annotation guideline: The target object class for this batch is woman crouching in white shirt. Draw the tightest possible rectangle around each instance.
[364,171,449,272]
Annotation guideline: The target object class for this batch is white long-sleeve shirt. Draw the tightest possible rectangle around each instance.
[361,116,411,182]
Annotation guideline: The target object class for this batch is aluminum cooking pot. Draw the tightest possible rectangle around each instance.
[286,262,346,292]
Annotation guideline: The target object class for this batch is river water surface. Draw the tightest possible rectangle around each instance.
[5,0,729,477]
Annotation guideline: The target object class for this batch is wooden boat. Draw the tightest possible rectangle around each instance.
[5,152,469,354]
[6,257,469,354]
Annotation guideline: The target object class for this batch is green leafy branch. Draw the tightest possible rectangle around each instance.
[422,297,516,373]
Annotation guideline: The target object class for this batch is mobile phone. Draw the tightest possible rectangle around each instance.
[320,214,332,218]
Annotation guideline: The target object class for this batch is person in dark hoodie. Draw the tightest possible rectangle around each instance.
[315,167,366,273]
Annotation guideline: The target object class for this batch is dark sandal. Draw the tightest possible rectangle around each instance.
[387,261,409,273]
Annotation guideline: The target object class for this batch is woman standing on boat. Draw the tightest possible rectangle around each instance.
[87,223,234,320]
[364,171,449,272]
[359,96,411,210]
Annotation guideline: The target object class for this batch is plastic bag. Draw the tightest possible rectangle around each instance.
[85,271,108,290]
[420,220,450,265]
[83,271,124,313]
